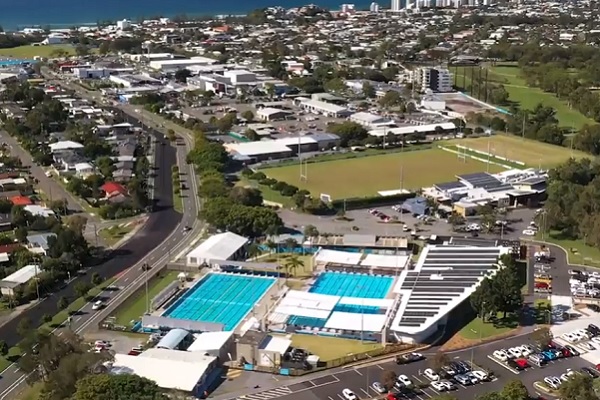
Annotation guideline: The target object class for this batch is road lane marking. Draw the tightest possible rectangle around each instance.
[328,397,334,400]
[413,375,424,383]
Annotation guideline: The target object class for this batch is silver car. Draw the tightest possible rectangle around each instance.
[371,382,386,393]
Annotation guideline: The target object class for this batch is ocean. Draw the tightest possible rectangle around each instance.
[0,0,374,31]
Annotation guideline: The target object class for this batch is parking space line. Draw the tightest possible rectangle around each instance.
[354,369,363,376]
[360,388,370,397]
[328,397,334,400]
[336,395,345,400]
[420,390,433,398]
[375,364,384,370]
[412,375,424,383]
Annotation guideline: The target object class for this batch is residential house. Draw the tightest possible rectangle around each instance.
[75,162,95,178]
[10,195,33,206]
[100,182,129,203]
[49,140,84,153]
[0,243,23,264]
[113,160,135,182]
[24,205,56,218]
[53,151,90,173]
[27,232,57,255]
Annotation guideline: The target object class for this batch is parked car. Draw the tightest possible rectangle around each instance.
[342,389,358,400]
[372,382,386,393]
[397,375,412,387]
[423,368,440,381]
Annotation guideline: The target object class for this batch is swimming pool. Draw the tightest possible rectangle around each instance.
[310,271,393,299]
[163,273,276,331]
[0,59,34,67]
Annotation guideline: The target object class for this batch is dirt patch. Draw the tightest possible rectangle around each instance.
[440,327,522,352]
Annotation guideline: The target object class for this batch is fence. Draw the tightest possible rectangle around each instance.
[151,281,180,310]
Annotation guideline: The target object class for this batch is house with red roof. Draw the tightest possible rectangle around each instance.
[100,182,129,203]
[10,196,32,206]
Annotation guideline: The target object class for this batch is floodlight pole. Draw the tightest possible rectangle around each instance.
[145,263,150,313]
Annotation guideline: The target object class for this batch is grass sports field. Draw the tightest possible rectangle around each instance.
[455,64,594,129]
[447,135,587,168]
[264,148,503,199]
[0,44,75,59]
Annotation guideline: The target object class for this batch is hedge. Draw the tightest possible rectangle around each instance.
[331,192,416,211]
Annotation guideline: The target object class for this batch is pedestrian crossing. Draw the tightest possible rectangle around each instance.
[239,387,292,400]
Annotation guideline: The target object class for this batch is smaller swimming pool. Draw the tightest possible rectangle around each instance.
[0,59,34,67]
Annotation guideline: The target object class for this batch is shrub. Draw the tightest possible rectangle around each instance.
[272,181,288,191]
[280,185,298,196]
[251,172,266,180]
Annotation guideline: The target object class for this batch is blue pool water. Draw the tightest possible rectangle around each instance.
[310,271,393,299]
[163,273,276,331]
[288,272,393,327]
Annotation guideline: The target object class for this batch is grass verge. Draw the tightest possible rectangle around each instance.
[261,253,314,277]
[113,271,179,328]
[98,224,134,247]
[458,314,518,340]
[536,231,600,267]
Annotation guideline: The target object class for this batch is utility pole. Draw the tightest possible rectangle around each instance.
[144,263,150,313]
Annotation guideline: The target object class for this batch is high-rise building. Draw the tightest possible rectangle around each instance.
[391,0,403,11]
[414,67,453,93]
[370,2,380,12]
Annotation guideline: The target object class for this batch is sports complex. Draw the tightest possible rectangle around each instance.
[260,135,577,200]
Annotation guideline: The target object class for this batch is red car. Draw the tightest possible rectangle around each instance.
[514,358,530,369]
[595,363,600,371]
[561,348,572,357]
[128,350,142,356]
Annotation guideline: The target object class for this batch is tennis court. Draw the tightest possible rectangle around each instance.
[163,273,276,330]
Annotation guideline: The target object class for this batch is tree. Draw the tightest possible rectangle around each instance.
[73,374,166,400]
[57,296,68,311]
[91,272,102,286]
[448,213,465,229]
[65,215,88,235]
[166,129,176,142]
[98,41,110,55]
[17,317,31,338]
[241,110,254,122]
[247,243,262,260]
[0,340,8,357]
[492,255,523,318]
[229,186,263,207]
[559,373,598,400]
[264,82,276,100]
[303,224,319,238]
[14,226,28,243]
[174,68,192,83]
[429,351,449,371]
[42,313,52,324]
[362,81,376,98]
[328,121,368,147]
[530,326,552,348]
[500,379,529,400]
[284,255,304,278]
[244,129,259,141]
[378,91,402,108]
[381,370,397,391]
[74,281,92,299]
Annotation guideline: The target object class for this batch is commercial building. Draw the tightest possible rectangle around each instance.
[0,264,39,296]
[256,107,292,122]
[414,67,453,93]
[111,348,220,397]
[186,232,249,267]
[225,134,340,162]
[368,122,456,138]
[149,57,218,72]
[299,99,352,118]
[350,112,391,128]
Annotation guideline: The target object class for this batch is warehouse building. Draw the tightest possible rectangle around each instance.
[186,232,249,267]
[0,264,39,296]
[149,57,218,72]
[299,99,352,118]
[225,134,340,162]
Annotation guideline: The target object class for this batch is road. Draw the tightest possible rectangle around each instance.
[0,92,202,398]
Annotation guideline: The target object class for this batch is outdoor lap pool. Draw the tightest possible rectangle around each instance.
[163,272,276,331]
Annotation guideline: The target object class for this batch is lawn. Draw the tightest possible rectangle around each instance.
[236,177,294,207]
[98,224,134,247]
[454,64,594,129]
[285,334,383,361]
[458,315,518,340]
[113,271,179,328]
[261,253,314,277]
[446,134,587,168]
[0,44,75,59]
[264,148,503,199]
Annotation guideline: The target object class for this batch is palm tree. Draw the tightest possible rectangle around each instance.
[265,239,277,255]
[284,238,298,253]
[284,255,304,281]
[247,243,262,261]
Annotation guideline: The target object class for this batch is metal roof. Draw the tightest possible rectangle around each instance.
[390,245,510,335]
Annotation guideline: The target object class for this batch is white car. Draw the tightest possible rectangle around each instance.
[544,376,561,390]
[431,381,447,391]
[522,229,536,236]
[471,370,489,381]
[94,340,109,347]
[92,300,104,310]
[493,350,508,361]
[519,345,534,356]
[371,382,386,394]
[423,368,440,381]
[508,347,523,358]
[342,389,357,400]
[397,374,413,387]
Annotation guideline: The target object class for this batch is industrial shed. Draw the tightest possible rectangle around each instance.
[186,232,248,267]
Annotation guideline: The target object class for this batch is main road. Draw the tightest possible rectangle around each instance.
[0,80,202,399]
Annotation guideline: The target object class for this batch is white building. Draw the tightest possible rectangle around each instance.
[299,99,352,118]
[0,264,39,296]
[350,112,390,128]
[116,19,131,30]
[391,0,403,11]
[370,2,380,12]
[111,348,218,397]
[414,67,453,93]
[149,57,217,72]
[390,245,510,343]
[186,232,248,267]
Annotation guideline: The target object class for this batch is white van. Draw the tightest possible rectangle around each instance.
[92,300,104,310]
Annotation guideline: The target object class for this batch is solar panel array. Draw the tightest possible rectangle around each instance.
[395,246,503,328]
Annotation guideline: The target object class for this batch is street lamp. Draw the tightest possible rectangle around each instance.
[469,328,482,366]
